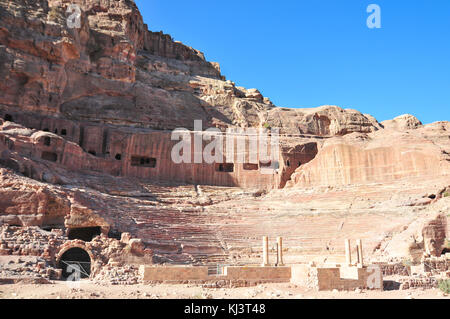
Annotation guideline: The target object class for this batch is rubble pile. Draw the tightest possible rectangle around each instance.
[93,265,142,285]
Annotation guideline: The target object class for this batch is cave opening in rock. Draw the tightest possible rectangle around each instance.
[115,153,122,161]
[4,114,13,122]
[67,226,101,242]
[58,247,91,279]
[44,136,51,146]
[41,151,58,162]
[61,129,67,136]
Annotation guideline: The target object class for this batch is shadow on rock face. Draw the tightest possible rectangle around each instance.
[383,280,401,291]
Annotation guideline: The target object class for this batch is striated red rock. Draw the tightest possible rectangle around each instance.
[0,169,70,226]
[0,0,390,192]
[381,114,423,131]
[288,122,450,187]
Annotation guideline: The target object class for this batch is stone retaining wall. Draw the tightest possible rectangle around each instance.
[139,265,291,287]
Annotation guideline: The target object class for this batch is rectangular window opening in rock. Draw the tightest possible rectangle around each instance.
[215,163,234,172]
[243,163,259,171]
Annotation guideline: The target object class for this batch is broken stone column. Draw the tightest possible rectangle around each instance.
[356,239,363,267]
[345,239,352,266]
[262,236,269,267]
[276,237,284,266]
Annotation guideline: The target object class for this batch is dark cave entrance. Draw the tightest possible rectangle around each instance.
[67,226,101,242]
[215,163,234,173]
[4,114,13,122]
[58,247,91,279]
[131,156,157,168]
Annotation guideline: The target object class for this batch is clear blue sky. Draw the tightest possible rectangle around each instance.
[135,0,450,124]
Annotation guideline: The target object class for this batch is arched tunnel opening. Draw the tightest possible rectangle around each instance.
[67,226,101,242]
[58,247,91,279]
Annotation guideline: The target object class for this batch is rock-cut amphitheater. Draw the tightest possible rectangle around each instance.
[0,0,449,290]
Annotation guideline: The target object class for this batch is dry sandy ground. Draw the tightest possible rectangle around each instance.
[0,281,448,299]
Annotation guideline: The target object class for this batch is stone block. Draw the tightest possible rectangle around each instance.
[140,266,209,281]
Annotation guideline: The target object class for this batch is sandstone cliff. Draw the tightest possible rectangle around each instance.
[0,0,381,135]
[0,0,449,270]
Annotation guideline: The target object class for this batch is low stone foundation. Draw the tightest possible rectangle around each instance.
[139,265,291,287]
[291,264,383,291]
[139,266,209,282]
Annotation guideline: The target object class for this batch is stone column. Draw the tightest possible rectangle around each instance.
[356,239,363,267]
[276,237,284,266]
[262,236,269,267]
[356,246,361,265]
[345,239,352,266]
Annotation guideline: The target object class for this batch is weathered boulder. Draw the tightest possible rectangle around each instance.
[266,105,382,136]
[422,213,447,257]
[374,199,449,263]
[0,169,70,226]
